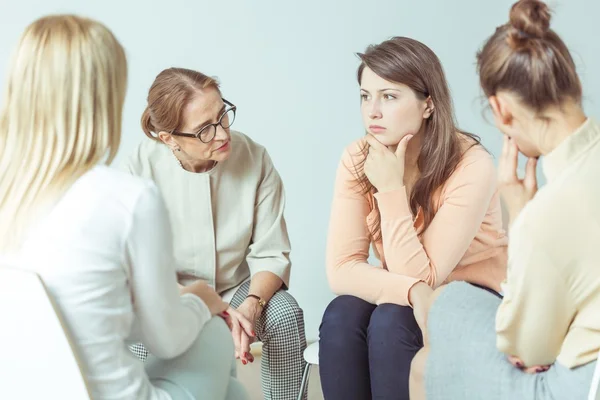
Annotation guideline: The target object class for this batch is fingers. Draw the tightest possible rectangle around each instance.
[505,138,519,181]
[524,157,538,193]
[216,300,229,315]
[240,332,251,365]
[501,135,509,160]
[219,311,233,330]
[364,148,375,175]
[508,355,524,368]
[523,365,550,374]
[499,136,519,183]
[499,136,508,182]
[394,134,413,157]
[365,134,386,151]
[508,355,550,373]
[231,319,242,359]
[237,312,256,339]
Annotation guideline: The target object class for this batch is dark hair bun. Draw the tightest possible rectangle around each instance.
[509,0,551,38]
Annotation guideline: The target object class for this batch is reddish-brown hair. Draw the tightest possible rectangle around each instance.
[141,67,221,140]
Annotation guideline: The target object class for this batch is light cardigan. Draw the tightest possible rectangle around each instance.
[496,118,600,368]
[122,131,292,294]
[326,139,508,306]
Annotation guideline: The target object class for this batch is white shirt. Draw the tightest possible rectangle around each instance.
[122,131,292,295]
[1,166,211,400]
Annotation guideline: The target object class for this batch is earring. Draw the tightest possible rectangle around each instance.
[175,147,181,152]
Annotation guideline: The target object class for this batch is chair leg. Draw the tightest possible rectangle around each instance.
[297,363,312,400]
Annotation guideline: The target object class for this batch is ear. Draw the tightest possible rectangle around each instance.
[488,95,513,128]
[422,97,435,119]
[158,131,180,151]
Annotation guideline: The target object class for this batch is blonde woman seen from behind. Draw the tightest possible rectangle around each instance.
[0,15,248,400]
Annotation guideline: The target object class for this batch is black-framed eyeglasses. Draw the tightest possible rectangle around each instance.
[171,98,236,143]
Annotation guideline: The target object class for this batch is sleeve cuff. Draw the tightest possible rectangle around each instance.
[180,292,212,328]
[377,275,420,306]
[406,279,427,308]
[374,187,412,221]
[249,261,291,289]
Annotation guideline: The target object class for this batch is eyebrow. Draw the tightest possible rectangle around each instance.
[360,88,403,94]
[191,104,227,132]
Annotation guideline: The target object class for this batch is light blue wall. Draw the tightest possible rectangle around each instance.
[1,0,598,340]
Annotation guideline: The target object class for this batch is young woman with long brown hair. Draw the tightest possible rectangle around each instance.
[318,36,508,399]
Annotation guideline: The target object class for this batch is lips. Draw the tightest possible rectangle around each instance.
[215,141,230,151]
[369,125,386,133]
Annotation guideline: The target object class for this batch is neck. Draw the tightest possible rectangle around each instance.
[535,104,587,156]
[173,151,215,173]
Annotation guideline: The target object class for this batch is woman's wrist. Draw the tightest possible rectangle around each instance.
[246,293,266,308]
[408,281,433,307]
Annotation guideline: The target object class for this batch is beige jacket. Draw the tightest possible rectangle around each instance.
[122,131,292,296]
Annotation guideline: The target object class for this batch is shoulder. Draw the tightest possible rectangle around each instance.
[79,166,159,212]
[439,138,498,201]
[339,137,367,170]
[120,138,167,175]
[131,138,166,160]
[458,138,495,170]
[228,131,279,171]
[331,139,370,198]
[452,141,496,182]
[230,130,266,156]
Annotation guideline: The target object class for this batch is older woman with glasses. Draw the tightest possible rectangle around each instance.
[122,67,307,400]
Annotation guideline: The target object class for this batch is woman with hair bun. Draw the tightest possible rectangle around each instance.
[408,1,600,399]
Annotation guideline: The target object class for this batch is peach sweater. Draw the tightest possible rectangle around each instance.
[326,139,508,306]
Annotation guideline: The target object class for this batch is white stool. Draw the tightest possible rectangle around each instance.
[297,341,319,400]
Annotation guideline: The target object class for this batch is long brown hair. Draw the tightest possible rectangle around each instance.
[476,0,581,112]
[354,37,481,240]
[141,67,221,140]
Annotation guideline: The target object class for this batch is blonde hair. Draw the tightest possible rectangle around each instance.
[0,15,128,252]
[141,68,220,140]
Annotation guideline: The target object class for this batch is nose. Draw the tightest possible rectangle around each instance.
[368,99,382,120]
[215,124,229,141]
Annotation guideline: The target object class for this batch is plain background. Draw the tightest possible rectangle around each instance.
[1,0,598,341]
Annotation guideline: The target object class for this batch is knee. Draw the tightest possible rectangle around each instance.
[369,303,419,334]
[320,295,373,339]
[429,285,446,310]
[265,294,304,334]
[409,347,429,400]
[203,315,231,334]
[198,317,234,355]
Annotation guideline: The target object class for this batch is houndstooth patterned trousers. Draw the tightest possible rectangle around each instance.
[130,281,307,400]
